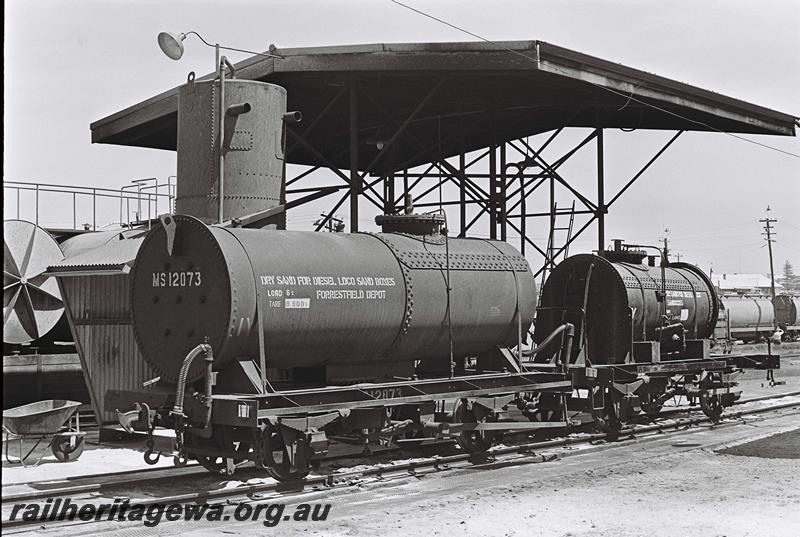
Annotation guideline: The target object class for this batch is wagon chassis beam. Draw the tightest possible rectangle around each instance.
[253,372,573,417]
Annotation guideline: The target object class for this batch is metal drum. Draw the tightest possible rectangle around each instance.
[535,252,717,364]
[130,215,536,383]
[3,220,65,344]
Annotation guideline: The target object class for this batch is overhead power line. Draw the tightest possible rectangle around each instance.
[389,0,800,159]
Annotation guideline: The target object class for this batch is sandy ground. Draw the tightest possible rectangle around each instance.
[249,413,800,537]
[1,430,177,485]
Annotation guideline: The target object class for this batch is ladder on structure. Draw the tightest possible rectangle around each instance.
[538,200,576,299]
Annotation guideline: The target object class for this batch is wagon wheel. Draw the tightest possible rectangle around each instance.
[187,435,226,474]
[700,393,723,423]
[51,434,85,462]
[526,393,565,423]
[261,424,310,482]
[638,390,663,418]
[184,433,250,474]
[591,388,622,435]
[452,399,498,453]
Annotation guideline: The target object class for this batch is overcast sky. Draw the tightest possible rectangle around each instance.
[4,0,799,277]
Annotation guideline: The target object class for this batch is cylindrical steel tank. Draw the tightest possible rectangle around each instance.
[176,79,287,225]
[720,296,776,336]
[773,295,798,328]
[130,215,536,383]
[534,253,718,364]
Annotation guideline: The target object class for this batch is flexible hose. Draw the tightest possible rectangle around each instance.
[172,343,212,416]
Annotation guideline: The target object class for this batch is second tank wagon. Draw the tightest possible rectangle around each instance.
[534,240,718,365]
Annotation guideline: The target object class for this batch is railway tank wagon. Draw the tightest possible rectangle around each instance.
[717,296,776,343]
[534,239,718,365]
[773,295,800,340]
[532,240,755,427]
[130,213,536,384]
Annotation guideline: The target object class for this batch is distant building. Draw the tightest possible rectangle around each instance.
[711,273,783,295]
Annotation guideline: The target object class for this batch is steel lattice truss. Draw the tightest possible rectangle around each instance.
[283,79,684,276]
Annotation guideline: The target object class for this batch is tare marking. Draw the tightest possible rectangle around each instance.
[285,298,310,309]
[152,271,202,287]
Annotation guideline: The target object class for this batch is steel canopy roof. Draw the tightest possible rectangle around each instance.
[90,40,797,172]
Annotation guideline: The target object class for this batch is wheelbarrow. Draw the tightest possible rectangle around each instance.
[2,400,86,466]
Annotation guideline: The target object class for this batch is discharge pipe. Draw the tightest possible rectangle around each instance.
[521,322,575,362]
[171,340,213,421]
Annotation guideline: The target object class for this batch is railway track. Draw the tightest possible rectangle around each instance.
[4,388,798,500]
[3,391,799,532]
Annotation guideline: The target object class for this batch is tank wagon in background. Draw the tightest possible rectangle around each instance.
[714,295,800,343]
[530,240,764,425]
[534,239,719,366]
[773,295,800,338]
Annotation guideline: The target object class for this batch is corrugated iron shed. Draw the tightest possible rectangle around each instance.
[46,235,156,426]
[91,40,796,172]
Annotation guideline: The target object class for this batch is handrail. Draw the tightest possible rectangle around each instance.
[3,180,173,197]
[3,179,175,230]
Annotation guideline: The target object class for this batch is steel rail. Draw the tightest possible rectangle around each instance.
[4,390,798,496]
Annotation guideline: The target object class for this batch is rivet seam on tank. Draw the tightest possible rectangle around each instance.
[622,275,694,291]
[367,233,414,352]
[236,172,283,179]
[396,251,528,271]
[239,172,282,178]
[209,85,217,181]
[228,130,253,151]
[229,272,239,335]
[394,232,447,245]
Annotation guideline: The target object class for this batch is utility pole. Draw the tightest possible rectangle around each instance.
[314,213,345,233]
[675,252,682,262]
[760,210,778,329]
